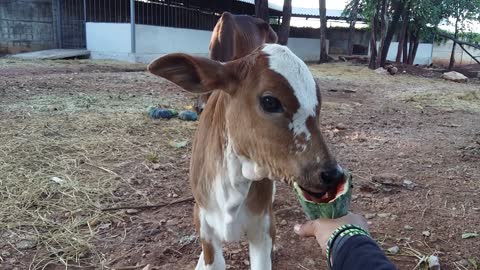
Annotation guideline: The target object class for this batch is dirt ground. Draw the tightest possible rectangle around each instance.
[1,58,479,270]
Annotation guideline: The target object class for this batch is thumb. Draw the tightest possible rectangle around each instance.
[294,220,318,237]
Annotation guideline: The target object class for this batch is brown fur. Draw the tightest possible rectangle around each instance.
[201,239,215,265]
[194,204,215,265]
[148,45,339,267]
[149,46,338,206]
[195,12,278,114]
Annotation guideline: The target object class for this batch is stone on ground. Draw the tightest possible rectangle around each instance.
[441,71,468,82]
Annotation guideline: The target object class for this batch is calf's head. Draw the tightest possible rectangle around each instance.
[148,44,344,202]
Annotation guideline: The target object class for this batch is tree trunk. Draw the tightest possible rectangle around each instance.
[396,4,408,63]
[380,0,404,66]
[319,0,328,63]
[376,0,388,68]
[403,27,409,64]
[410,38,419,64]
[255,0,269,22]
[407,31,417,64]
[347,0,359,55]
[448,17,459,70]
[278,0,292,45]
[369,0,381,69]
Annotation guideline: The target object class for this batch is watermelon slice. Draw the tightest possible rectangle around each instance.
[293,171,352,219]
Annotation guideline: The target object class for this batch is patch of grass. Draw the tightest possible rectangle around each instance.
[309,63,373,81]
[457,90,480,101]
[402,89,480,112]
[0,95,196,268]
[146,152,160,163]
[323,101,354,114]
[0,58,145,70]
[0,93,178,114]
[0,113,124,267]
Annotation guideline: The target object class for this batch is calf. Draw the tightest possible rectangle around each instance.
[194,12,278,114]
[148,44,345,270]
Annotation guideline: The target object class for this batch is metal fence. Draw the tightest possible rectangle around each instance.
[83,0,222,31]
[57,0,86,48]
[55,0,232,51]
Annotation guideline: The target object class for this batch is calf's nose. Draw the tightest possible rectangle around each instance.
[320,165,345,186]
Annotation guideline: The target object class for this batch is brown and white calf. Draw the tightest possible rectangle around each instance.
[194,12,278,114]
[148,44,344,270]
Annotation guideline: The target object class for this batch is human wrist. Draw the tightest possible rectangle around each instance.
[325,224,370,269]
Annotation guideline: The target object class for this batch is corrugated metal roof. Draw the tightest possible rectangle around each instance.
[236,0,346,18]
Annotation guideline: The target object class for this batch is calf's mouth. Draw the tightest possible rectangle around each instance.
[295,176,348,204]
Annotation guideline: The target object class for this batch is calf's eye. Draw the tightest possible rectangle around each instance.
[260,95,284,113]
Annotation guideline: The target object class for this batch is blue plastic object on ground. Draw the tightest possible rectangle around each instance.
[148,107,178,119]
[178,110,198,121]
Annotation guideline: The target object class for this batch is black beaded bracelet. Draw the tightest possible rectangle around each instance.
[325,224,370,270]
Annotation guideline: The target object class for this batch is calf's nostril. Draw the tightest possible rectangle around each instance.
[320,165,345,185]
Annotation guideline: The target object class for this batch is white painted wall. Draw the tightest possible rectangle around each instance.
[432,41,480,66]
[387,42,432,65]
[135,24,211,62]
[86,23,134,61]
[373,41,433,65]
[85,23,330,63]
[288,38,329,62]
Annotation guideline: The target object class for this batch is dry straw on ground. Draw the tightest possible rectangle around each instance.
[0,90,195,268]
[0,112,134,268]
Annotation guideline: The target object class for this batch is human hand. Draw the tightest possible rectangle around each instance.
[293,212,369,253]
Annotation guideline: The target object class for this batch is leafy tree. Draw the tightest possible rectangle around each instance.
[345,0,360,55]
[379,0,405,66]
[344,0,471,67]
[441,0,480,69]
[436,29,480,44]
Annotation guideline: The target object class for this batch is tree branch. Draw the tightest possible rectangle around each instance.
[101,197,195,212]
[437,32,480,50]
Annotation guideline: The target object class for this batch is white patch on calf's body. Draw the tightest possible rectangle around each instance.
[247,214,273,269]
[196,138,273,269]
[239,156,268,181]
[262,44,318,152]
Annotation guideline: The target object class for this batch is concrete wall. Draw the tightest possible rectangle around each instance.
[373,41,433,65]
[370,41,480,66]
[386,42,433,65]
[86,23,331,63]
[134,24,212,62]
[327,28,370,55]
[432,41,480,66]
[288,38,329,62]
[0,0,57,54]
[86,23,133,61]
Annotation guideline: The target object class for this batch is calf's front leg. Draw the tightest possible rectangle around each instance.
[195,204,226,270]
[246,213,275,270]
[195,237,225,270]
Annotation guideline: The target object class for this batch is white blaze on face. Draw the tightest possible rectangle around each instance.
[262,44,318,151]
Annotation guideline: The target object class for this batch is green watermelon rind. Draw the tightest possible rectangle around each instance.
[293,172,352,220]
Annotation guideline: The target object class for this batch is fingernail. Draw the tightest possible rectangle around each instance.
[294,224,301,233]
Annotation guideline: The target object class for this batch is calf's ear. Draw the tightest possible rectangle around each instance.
[148,53,236,94]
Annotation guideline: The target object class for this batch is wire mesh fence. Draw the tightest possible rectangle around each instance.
[83,0,221,31]
[58,0,86,48]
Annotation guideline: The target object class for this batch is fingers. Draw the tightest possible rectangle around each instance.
[294,220,319,237]
[345,213,369,232]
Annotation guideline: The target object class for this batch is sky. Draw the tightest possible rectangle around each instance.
[267,0,479,33]
[268,0,355,28]
[269,0,349,10]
